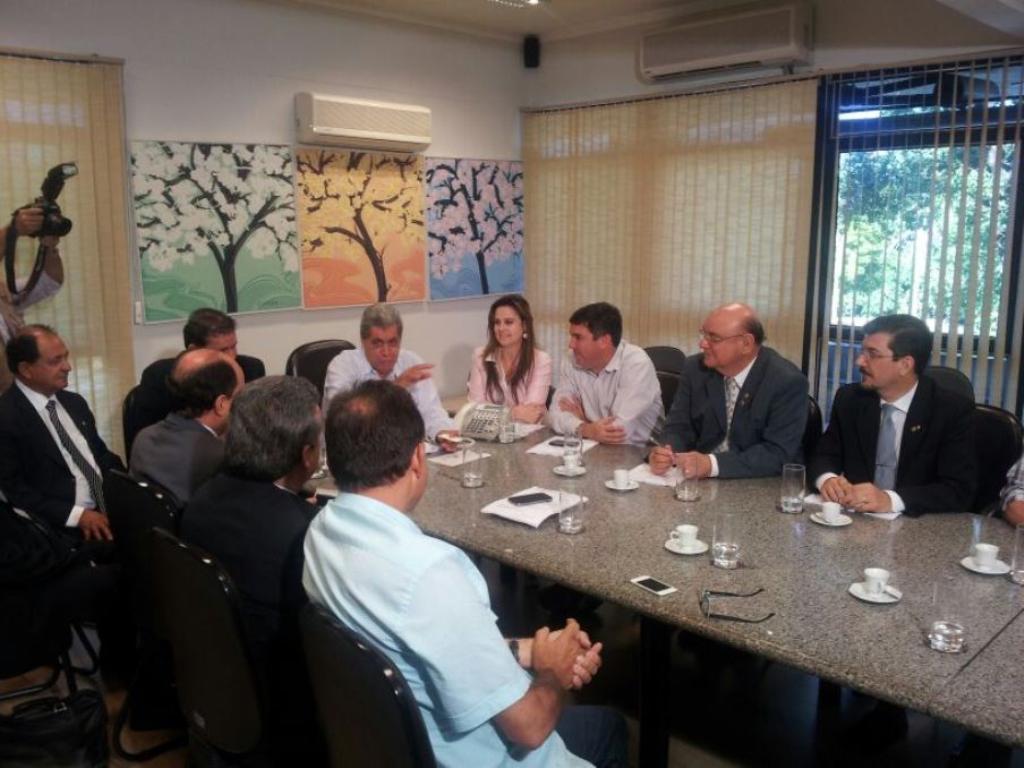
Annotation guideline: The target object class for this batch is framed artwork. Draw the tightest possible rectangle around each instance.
[426,158,523,300]
[131,141,300,320]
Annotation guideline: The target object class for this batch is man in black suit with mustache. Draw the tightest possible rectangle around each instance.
[810,313,976,516]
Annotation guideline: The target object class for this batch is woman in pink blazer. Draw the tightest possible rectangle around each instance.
[467,295,552,423]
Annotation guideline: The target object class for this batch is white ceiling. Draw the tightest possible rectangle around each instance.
[274,0,756,43]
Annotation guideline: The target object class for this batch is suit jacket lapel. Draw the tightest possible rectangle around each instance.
[857,391,881,473]
[707,372,727,436]
[12,385,65,468]
[734,350,769,425]
[896,379,930,482]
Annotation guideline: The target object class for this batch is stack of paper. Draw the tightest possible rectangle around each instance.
[526,438,599,457]
[803,493,901,521]
[627,463,680,487]
[428,450,491,467]
[482,486,586,528]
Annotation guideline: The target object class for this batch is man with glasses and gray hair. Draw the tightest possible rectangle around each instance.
[322,303,458,449]
[809,313,976,516]
[649,302,807,479]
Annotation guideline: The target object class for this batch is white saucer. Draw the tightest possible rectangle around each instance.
[664,538,709,555]
[553,465,587,477]
[809,512,853,528]
[960,556,1011,576]
[605,479,639,492]
[848,581,902,604]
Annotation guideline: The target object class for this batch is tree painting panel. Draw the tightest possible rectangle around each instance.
[131,142,300,320]
[426,158,524,299]
[296,149,426,307]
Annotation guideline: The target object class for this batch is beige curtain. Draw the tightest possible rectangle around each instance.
[0,53,134,453]
[523,79,818,370]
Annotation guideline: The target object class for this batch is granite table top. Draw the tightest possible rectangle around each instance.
[402,433,1024,747]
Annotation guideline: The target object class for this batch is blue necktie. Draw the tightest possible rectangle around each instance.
[874,403,898,491]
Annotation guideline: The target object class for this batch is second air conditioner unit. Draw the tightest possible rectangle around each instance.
[639,2,812,83]
[295,93,432,153]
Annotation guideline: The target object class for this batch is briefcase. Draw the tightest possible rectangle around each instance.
[0,689,108,767]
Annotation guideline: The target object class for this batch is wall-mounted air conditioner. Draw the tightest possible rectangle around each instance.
[638,2,812,83]
[295,93,431,153]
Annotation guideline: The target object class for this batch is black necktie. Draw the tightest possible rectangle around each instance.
[45,399,105,511]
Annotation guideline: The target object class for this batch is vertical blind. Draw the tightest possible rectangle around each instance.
[0,54,135,452]
[522,79,818,372]
[812,55,1024,412]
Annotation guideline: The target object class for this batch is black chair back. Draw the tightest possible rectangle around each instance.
[286,340,355,400]
[644,345,686,375]
[150,528,264,757]
[802,396,823,461]
[122,384,147,458]
[924,365,975,403]
[973,404,1023,513]
[300,603,436,768]
[656,371,680,414]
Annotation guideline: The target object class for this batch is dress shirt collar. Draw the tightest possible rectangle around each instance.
[599,341,627,375]
[881,381,918,414]
[331,490,423,535]
[730,353,758,390]
[15,379,55,413]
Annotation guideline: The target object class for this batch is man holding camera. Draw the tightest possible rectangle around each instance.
[0,206,65,393]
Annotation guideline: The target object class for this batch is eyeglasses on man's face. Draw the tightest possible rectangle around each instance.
[857,347,899,362]
[698,587,775,624]
[698,329,748,346]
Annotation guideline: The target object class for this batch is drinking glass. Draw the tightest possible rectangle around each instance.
[562,436,584,470]
[1011,524,1024,586]
[927,577,965,653]
[674,473,701,502]
[712,512,741,569]
[460,439,485,488]
[311,432,329,480]
[498,417,516,444]
[780,463,805,514]
[557,486,585,534]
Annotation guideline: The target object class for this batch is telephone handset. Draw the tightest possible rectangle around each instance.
[454,402,509,441]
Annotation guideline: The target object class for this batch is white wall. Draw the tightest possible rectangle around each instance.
[526,0,1021,107]
[0,0,527,396]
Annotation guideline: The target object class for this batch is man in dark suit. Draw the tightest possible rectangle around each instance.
[129,348,242,507]
[0,325,124,542]
[649,303,808,479]
[128,307,264,452]
[810,314,976,516]
[181,375,325,764]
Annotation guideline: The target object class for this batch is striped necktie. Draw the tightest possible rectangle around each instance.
[45,399,106,511]
[715,377,740,452]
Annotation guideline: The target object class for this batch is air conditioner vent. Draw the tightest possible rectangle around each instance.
[295,93,431,153]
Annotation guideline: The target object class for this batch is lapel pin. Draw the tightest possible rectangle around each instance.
[910,424,921,433]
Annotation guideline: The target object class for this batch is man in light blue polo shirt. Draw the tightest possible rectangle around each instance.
[303,380,627,768]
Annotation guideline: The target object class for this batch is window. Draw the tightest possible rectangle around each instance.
[809,57,1024,413]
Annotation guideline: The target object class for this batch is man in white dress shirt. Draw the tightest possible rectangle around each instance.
[323,303,458,449]
[548,302,662,445]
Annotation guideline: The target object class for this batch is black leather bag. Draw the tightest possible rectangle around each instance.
[0,689,109,767]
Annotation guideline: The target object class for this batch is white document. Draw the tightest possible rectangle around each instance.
[628,463,680,487]
[514,423,546,437]
[526,437,599,457]
[429,449,491,467]
[803,493,901,521]
[482,485,586,528]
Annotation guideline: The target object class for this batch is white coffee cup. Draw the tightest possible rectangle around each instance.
[563,453,581,471]
[821,501,843,523]
[973,542,999,568]
[613,468,630,489]
[670,524,698,548]
[863,567,890,595]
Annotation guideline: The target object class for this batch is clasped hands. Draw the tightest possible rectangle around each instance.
[820,475,892,513]
[522,618,603,691]
[648,445,712,479]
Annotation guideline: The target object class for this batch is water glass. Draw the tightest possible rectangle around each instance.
[1011,524,1024,586]
[780,463,805,514]
[562,436,584,470]
[498,417,516,444]
[674,473,701,502]
[927,577,965,653]
[311,433,329,480]
[460,440,486,488]
[712,512,741,569]
[557,487,585,534]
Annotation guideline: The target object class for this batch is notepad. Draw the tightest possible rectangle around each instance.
[482,486,586,528]
[526,437,598,457]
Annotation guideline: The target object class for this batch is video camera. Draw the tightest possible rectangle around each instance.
[4,162,77,298]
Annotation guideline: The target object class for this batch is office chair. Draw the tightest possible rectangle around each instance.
[286,339,355,400]
[923,365,975,403]
[644,345,686,375]
[121,384,147,459]
[656,371,681,414]
[972,404,1023,514]
[802,396,823,461]
[150,528,265,766]
[300,603,436,768]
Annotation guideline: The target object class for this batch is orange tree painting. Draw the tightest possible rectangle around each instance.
[296,149,426,307]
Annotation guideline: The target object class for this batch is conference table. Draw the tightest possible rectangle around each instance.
[405,430,1024,767]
